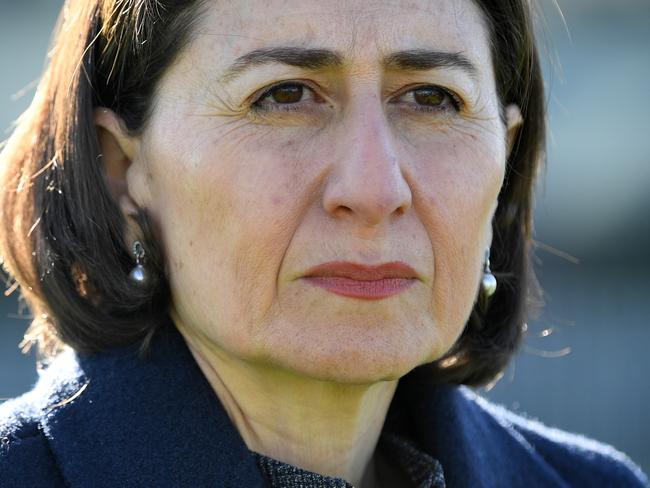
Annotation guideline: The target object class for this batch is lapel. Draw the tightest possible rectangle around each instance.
[40,320,267,488]
[388,368,569,487]
[38,321,567,488]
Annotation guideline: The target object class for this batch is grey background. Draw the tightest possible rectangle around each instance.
[1,0,649,475]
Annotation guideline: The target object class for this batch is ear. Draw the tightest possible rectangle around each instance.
[94,107,145,243]
[94,108,139,196]
[505,104,523,158]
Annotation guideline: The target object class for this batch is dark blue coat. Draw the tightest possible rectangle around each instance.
[1,323,647,487]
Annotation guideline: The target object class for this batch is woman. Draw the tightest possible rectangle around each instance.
[0,0,647,486]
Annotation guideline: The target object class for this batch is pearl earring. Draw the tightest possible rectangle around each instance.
[481,249,497,298]
[129,240,149,286]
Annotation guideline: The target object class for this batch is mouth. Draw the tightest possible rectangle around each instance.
[301,261,418,300]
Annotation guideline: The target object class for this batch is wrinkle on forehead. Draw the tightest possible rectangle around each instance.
[212,0,490,59]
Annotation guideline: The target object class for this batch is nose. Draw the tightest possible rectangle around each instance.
[322,95,412,227]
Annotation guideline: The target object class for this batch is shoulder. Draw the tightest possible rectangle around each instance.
[2,329,268,488]
[0,394,65,488]
[0,351,83,488]
[463,388,649,487]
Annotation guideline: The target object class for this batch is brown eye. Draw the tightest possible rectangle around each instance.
[413,87,446,106]
[269,83,303,104]
[252,82,327,114]
[391,85,462,114]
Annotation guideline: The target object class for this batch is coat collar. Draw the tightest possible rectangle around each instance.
[389,370,567,487]
[38,320,564,487]
[40,321,267,487]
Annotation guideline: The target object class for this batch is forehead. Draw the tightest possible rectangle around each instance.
[195,0,491,70]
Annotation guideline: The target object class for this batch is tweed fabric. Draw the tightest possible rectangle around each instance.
[254,454,353,488]
[253,431,445,488]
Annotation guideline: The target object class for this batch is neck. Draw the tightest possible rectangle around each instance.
[176,320,398,487]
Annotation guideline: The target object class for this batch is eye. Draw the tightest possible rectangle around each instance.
[251,82,324,113]
[392,86,462,113]
[265,83,304,104]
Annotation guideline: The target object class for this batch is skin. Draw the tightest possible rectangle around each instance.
[96,0,522,485]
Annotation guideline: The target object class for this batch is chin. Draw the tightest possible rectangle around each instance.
[256,317,449,384]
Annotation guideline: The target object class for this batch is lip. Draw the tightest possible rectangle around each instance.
[301,261,418,300]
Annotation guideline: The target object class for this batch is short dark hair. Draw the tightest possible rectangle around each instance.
[0,0,545,386]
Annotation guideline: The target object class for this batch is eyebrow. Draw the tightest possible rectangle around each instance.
[220,47,344,83]
[218,47,477,84]
[383,49,477,77]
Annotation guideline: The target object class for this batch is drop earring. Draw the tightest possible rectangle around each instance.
[129,240,149,286]
[481,248,497,298]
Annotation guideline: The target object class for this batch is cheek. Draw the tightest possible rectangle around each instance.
[138,119,315,349]
[409,127,505,330]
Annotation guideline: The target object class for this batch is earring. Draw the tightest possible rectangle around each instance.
[129,240,149,286]
[481,249,497,298]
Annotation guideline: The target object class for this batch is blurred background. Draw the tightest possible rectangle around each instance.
[1,0,649,475]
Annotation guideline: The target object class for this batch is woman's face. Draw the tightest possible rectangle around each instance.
[127,0,516,382]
